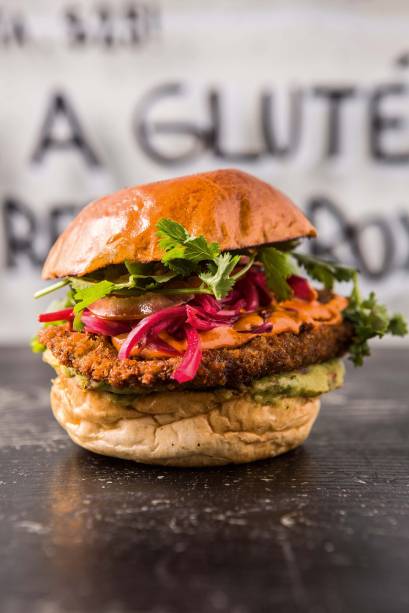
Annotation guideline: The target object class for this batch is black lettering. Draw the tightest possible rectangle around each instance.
[305,196,355,258]
[395,51,409,68]
[306,196,395,280]
[134,82,206,165]
[313,87,356,157]
[0,10,27,46]
[97,7,114,47]
[127,4,160,45]
[144,3,161,39]
[2,198,42,268]
[126,6,142,44]
[49,204,79,247]
[31,92,101,167]
[350,217,395,279]
[399,213,409,270]
[369,83,409,163]
[209,91,262,161]
[261,89,302,158]
[65,9,87,45]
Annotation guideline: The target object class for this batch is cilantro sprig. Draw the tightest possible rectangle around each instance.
[343,276,407,365]
[157,218,219,267]
[199,253,242,298]
[292,253,357,288]
[156,218,247,299]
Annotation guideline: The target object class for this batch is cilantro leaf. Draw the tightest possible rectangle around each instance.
[184,236,220,263]
[199,253,241,300]
[156,218,220,268]
[68,277,98,292]
[156,218,242,297]
[156,219,190,264]
[258,246,295,301]
[72,280,116,330]
[69,275,136,297]
[156,218,189,248]
[156,218,247,298]
[161,245,188,265]
[293,253,356,289]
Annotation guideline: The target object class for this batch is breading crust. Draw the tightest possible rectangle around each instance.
[39,322,353,392]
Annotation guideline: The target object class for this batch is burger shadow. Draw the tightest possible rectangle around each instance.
[41,444,318,612]
[78,441,312,474]
[47,442,317,518]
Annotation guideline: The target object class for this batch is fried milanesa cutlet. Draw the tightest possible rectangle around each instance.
[39,320,354,392]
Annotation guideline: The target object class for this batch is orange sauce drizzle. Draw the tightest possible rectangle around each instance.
[111,294,348,359]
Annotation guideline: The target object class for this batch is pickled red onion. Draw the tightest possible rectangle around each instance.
[172,326,202,384]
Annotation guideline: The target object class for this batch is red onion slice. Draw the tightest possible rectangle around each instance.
[118,305,187,360]
[172,326,202,383]
[145,335,183,357]
[81,311,132,336]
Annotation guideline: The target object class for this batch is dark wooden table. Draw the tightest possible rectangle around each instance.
[1,347,408,613]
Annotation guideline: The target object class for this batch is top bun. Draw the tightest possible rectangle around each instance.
[42,169,316,279]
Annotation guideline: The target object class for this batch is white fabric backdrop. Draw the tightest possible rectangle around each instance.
[0,0,408,342]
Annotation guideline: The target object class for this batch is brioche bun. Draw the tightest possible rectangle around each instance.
[50,375,320,467]
[42,169,316,279]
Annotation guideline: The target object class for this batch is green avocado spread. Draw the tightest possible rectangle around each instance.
[43,349,344,402]
[249,359,344,404]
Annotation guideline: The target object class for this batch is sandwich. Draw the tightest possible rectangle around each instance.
[32,169,407,466]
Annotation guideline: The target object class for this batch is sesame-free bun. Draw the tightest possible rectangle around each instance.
[42,169,316,279]
[50,375,320,467]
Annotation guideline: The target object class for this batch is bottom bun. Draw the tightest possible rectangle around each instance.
[50,375,320,467]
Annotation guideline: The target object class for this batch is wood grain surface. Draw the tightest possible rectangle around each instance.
[0,347,408,613]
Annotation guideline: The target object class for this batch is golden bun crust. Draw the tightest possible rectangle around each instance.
[50,375,320,467]
[42,169,316,279]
